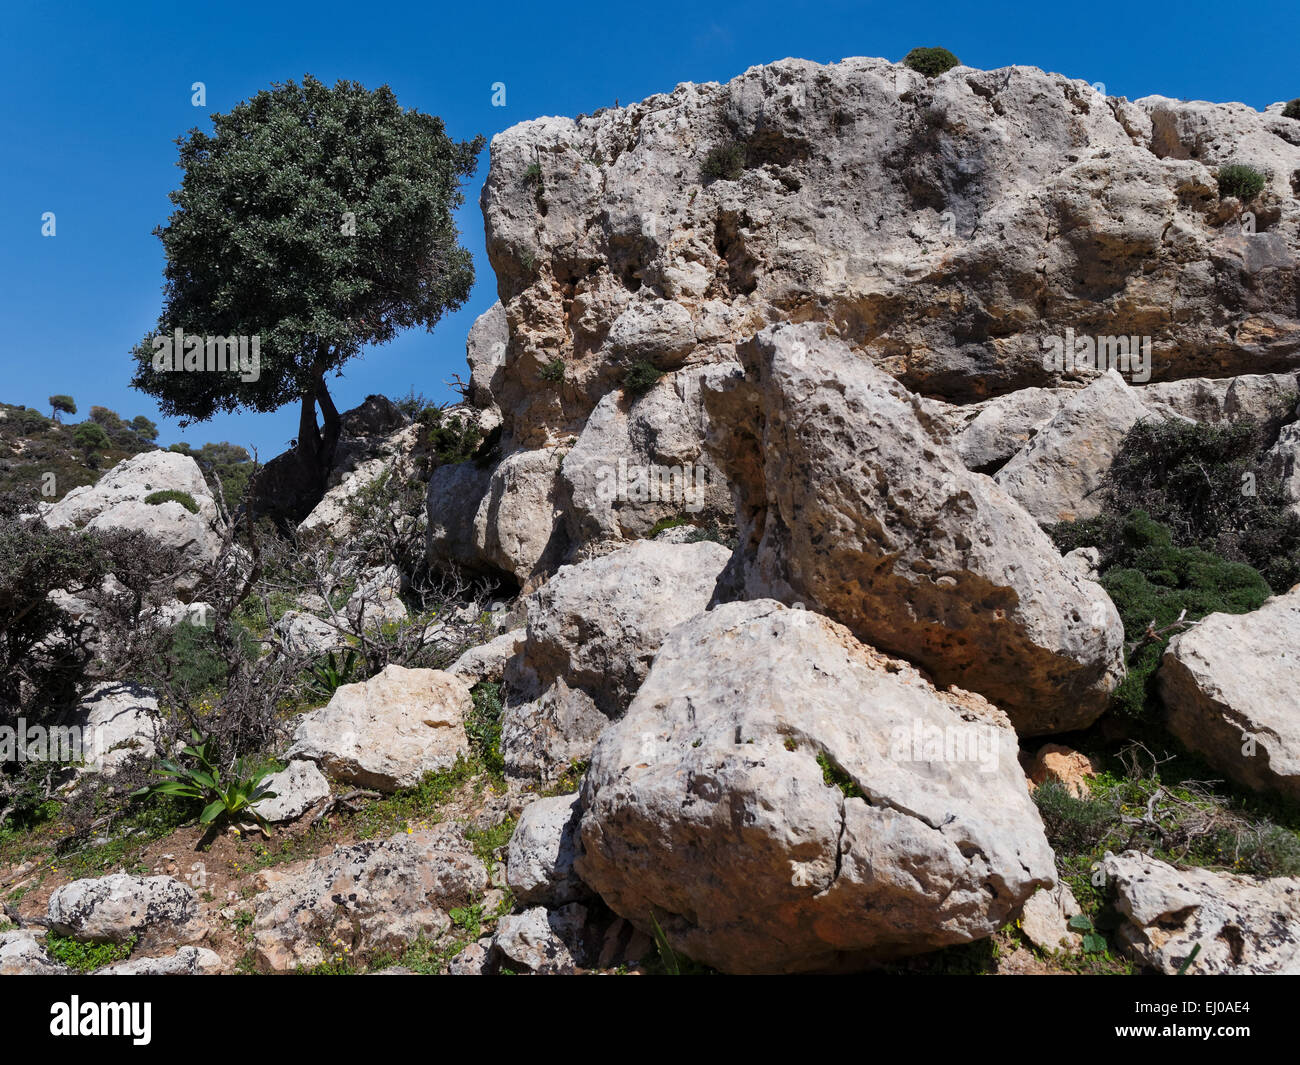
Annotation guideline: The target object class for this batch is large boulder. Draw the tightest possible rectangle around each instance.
[511,539,731,714]
[506,794,590,907]
[703,323,1124,734]
[42,450,224,592]
[252,827,487,971]
[46,874,207,953]
[994,371,1160,523]
[1103,850,1300,974]
[287,665,472,792]
[1159,587,1300,799]
[252,759,331,823]
[576,600,1057,974]
[500,677,608,783]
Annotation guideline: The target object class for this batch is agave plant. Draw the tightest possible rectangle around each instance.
[132,729,277,836]
[306,648,360,699]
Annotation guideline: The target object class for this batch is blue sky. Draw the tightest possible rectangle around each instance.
[3,0,1297,459]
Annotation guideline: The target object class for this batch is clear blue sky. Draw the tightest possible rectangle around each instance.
[3,0,1297,459]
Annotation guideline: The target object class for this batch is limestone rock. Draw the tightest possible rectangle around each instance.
[491,904,588,975]
[1018,882,1082,953]
[500,677,607,783]
[252,826,487,971]
[1159,588,1300,799]
[287,664,471,792]
[513,539,731,714]
[703,323,1124,734]
[506,794,589,907]
[95,946,223,975]
[47,874,207,953]
[0,930,69,975]
[1026,743,1099,799]
[67,681,159,775]
[1103,850,1300,974]
[252,759,331,823]
[449,629,525,686]
[576,600,1057,974]
[994,371,1159,523]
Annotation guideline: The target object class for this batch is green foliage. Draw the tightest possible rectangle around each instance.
[45,933,135,972]
[143,488,200,513]
[1091,511,1270,719]
[465,681,505,781]
[1066,914,1108,954]
[539,357,566,384]
[1285,99,1300,120]
[71,421,110,460]
[817,751,863,798]
[903,47,961,77]
[1056,413,1300,593]
[49,395,76,419]
[141,616,260,702]
[701,142,746,182]
[131,728,277,835]
[168,441,254,505]
[130,75,484,434]
[1217,163,1267,201]
[645,516,689,539]
[394,387,436,419]
[522,161,543,187]
[623,359,663,396]
[130,415,159,441]
[417,407,484,467]
[305,649,360,700]
[464,817,515,865]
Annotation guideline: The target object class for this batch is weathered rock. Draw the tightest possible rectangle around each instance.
[513,539,731,714]
[506,794,589,907]
[577,599,1057,974]
[1103,850,1300,974]
[447,940,492,975]
[274,610,345,657]
[501,677,607,783]
[427,447,565,586]
[944,387,1068,473]
[253,759,331,823]
[1265,422,1300,517]
[467,301,509,421]
[491,904,588,974]
[95,946,223,975]
[704,323,1124,734]
[287,665,471,792]
[252,826,487,971]
[1062,546,1101,582]
[67,681,159,775]
[1018,882,1082,953]
[345,564,408,630]
[449,630,525,686]
[1159,588,1300,799]
[1026,743,1099,799]
[47,874,207,953]
[42,451,225,593]
[994,371,1159,523]
[0,930,68,975]
[1139,372,1299,427]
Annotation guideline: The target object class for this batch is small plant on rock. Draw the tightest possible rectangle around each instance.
[623,359,663,396]
[701,142,746,182]
[539,357,566,384]
[1283,99,1300,120]
[903,47,961,78]
[1217,163,1267,202]
[131,728,277,837]
[143,489,200,513]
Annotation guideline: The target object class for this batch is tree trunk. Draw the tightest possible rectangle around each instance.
[315,377,342,465]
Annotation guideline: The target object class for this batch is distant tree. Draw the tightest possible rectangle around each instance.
[130,74,484,497]
[72,422,111,465]
[49,395,76,422]
[130,415,159,441]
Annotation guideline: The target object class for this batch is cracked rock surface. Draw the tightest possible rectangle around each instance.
[576,599,1055,973]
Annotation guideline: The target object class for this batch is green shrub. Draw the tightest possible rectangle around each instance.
[465,681,505,780]
[416,408,484,467]
[539,357,566,384]
[1085,511,1269,719]
[817,751,863,798]
[1217,163,1267,202]
[1054,413,1300,593]
[623,359,663,396]
[143,489,200,513]
[1284,99,1300,120]
[45,933,135,972]
[701,142,746,182]
[142,617,260,701]
[902,47,961,78]
[72,421,110,460]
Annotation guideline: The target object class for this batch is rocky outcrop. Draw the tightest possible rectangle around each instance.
[1103,850,1300,974]
[500,677,607,782]
[703,323,1124,734]
[287,664,472,792]
[449,629,525,686]
[577,600,1056,974]
[252,826,487,971]
[1159,587,1300,800]
[42,450,225,593]
[67,681,159,776]
[46,874,207,953]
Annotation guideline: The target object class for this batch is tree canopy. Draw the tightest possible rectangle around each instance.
[130,74,484,477]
